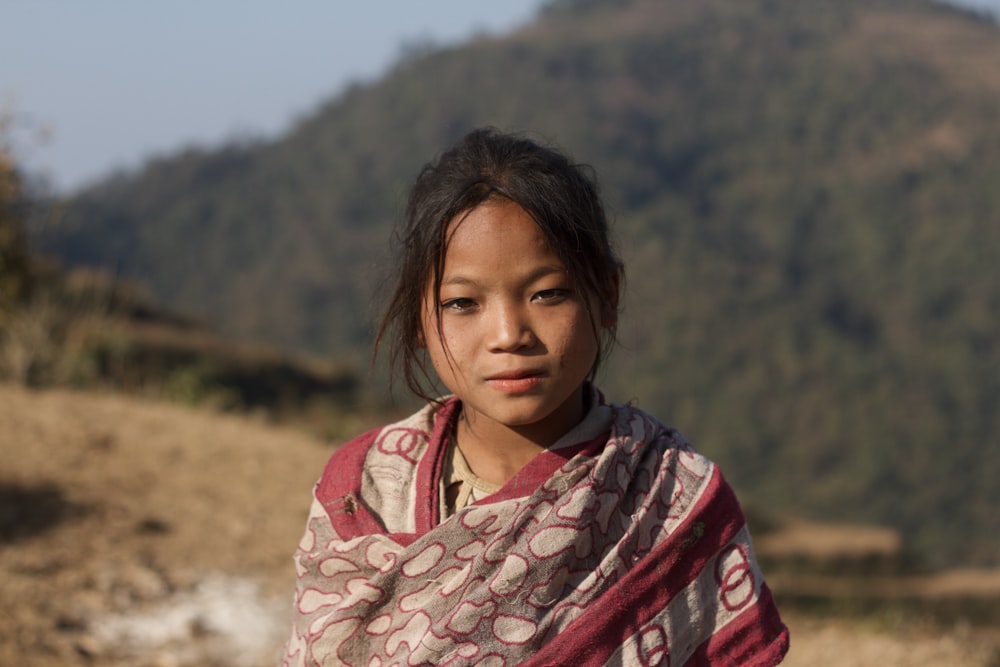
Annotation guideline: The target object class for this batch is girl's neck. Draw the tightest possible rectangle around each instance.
[453,388,589,486]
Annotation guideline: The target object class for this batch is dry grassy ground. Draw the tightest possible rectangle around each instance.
[1,383,996,666]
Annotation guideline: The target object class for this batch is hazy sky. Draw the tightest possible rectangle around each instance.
[1,1,545,192]
[2,0,998,193]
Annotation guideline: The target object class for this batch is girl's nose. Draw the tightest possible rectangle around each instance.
[487,303,535,352]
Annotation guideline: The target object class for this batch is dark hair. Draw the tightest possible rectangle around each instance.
[374,127,623,401]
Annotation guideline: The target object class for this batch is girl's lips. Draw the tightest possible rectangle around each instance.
[486,371,545,393]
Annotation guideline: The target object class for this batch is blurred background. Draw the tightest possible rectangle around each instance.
[2,0,999,665]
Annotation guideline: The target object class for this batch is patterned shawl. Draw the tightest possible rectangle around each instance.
[281,395,788,666]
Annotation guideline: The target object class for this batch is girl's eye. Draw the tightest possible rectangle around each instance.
[441,298,477,313]
[533,288,570,303]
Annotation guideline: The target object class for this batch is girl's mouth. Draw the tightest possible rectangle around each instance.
[486,371,545,393]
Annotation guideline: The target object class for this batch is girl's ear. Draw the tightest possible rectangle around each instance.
[600,304,617,329]
[600,271,621,328]
[416,328,427,349]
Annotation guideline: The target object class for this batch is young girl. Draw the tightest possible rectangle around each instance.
[281,128,788,666]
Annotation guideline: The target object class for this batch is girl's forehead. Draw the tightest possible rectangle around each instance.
[445,201,550,251]
[433,201,567,281]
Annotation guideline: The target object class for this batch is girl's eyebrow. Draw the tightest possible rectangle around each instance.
[440,275,481,288]
[441,264,566,288]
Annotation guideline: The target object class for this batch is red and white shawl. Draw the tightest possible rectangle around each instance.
[281,395,789,666]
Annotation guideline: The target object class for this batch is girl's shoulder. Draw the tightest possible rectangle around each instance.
[327,398,460,462]
[604,397,716,472]
[315,398,460,496]
[604,397,693,445]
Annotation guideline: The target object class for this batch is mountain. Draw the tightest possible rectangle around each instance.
[34,0,1000,568]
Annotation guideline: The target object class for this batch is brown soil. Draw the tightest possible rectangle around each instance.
[0,382,332,666]
[1,383,996,666]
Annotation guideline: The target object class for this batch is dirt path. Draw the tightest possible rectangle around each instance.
[1,383,995,666]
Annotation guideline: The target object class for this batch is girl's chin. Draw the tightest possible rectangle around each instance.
[460,397,583,438]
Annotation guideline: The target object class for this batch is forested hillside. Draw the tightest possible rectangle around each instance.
[34,0,1000,568]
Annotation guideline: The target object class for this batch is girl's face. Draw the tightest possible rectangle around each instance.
[421,198,607,446]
